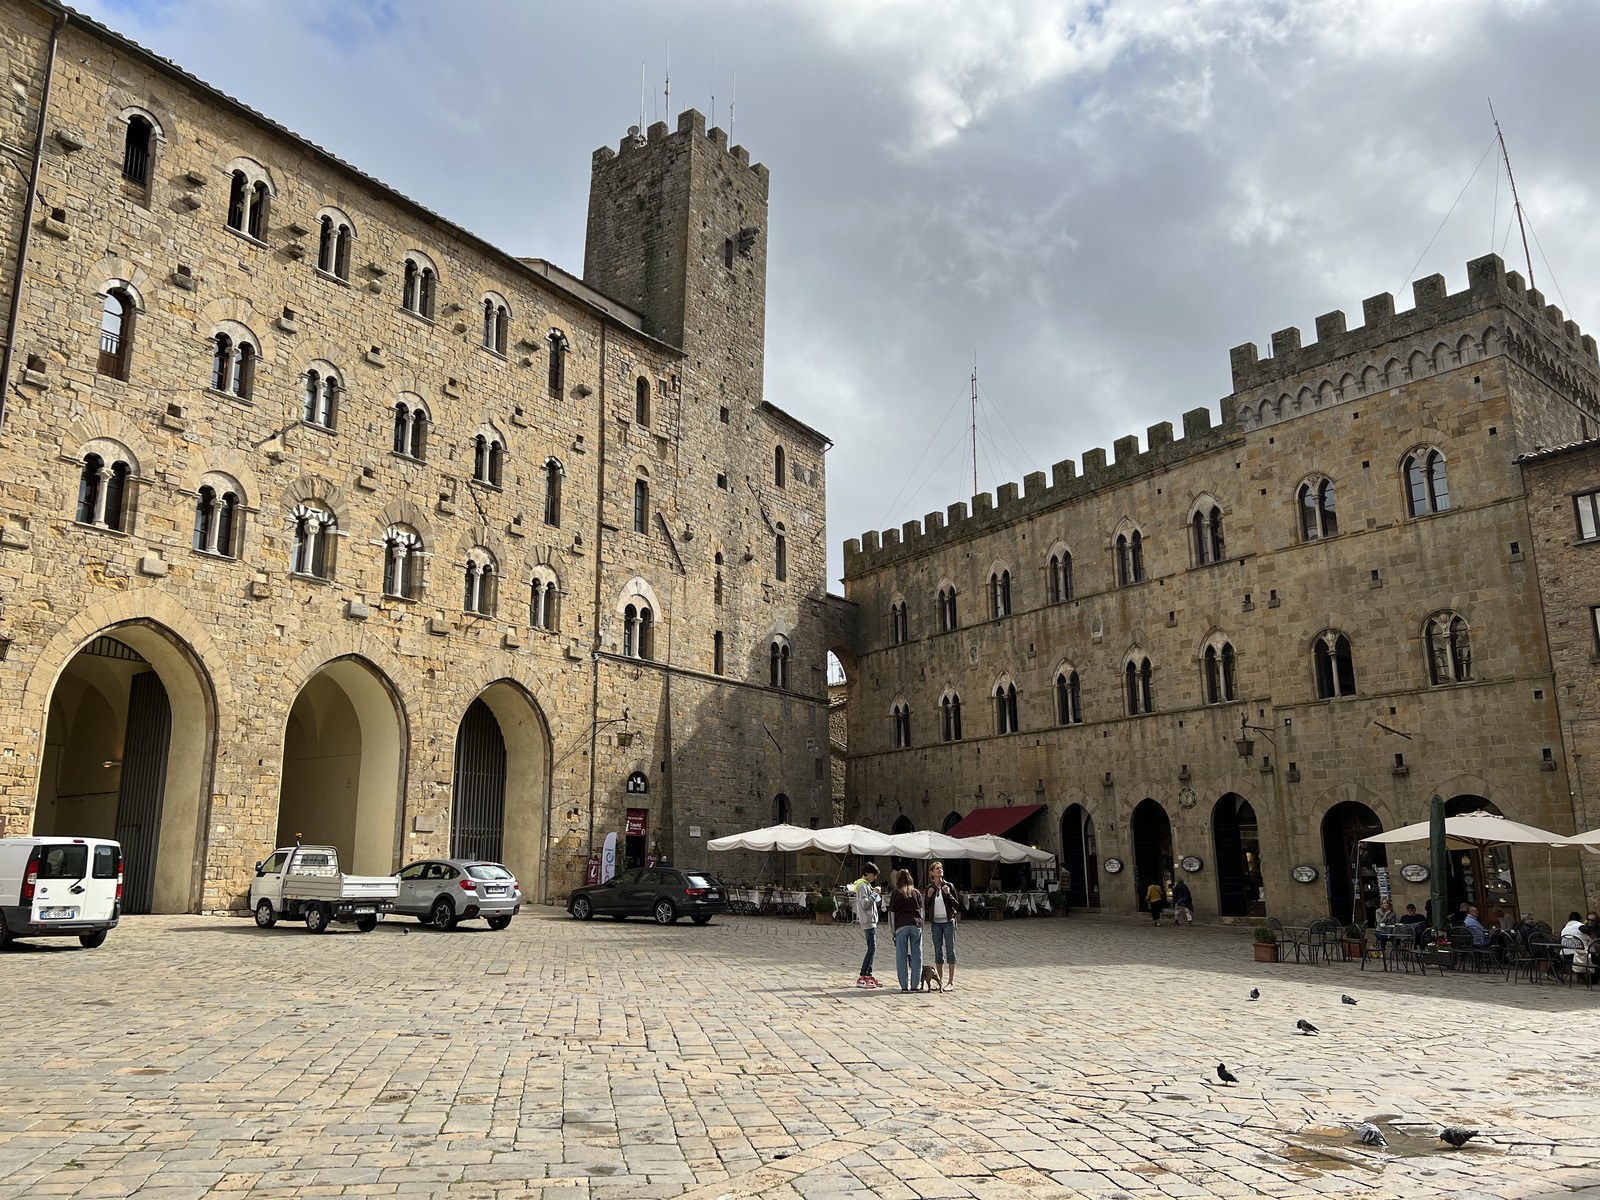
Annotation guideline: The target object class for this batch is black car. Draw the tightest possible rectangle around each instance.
[567,867,729,925]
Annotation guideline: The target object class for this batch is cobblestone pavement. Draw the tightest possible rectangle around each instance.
[2,910,1597,1200]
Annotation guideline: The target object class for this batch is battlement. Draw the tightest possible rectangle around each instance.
[590,108,769,187]
[1229,254,1599,396]
[844,406,1233,574]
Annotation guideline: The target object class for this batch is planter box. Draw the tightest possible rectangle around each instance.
[813,912,834,925]
[1253,942,1279,963]
[988,909,1005,921]
[1343,939,1363,960]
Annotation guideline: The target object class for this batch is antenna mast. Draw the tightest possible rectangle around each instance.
[1489,99,1535,290]
[639,64,645,133]
[664,40,671,121]
[970,354,979,496]
[729,72,736,146]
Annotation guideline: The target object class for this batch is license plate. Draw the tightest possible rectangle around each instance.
[707,892,722,901]
[484,886,506,895]
[354,907,374,915]
[40,907,76,920]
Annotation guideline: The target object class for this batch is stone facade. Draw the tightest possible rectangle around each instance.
[843,254,1599,925]
[0,5,830,911]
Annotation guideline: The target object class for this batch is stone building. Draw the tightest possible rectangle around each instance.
[0,3,832,913]
[843,253,1598,924]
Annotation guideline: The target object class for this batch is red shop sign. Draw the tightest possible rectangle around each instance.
[625,808,648,838]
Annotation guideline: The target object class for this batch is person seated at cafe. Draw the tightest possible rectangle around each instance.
[1516,912,1541,950]
[1373,898,1399,943]
[1449,901,1471,928]
[1398,903,1428,932]
[1462,905,1490,947]
[1561,911,1594,976]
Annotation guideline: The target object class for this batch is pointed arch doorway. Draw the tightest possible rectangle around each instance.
[449,682,550,897]
[1320,800,1383,924]
[1131,799,1172,912]
[1212,794,1265,917]
[1444,795,1520,923]
[1059,804,1099,909]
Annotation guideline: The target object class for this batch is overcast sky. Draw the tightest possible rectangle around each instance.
[90,0,1600,588]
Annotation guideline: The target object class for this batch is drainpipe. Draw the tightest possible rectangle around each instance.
[0,8,66,439]
[584,323,609,869]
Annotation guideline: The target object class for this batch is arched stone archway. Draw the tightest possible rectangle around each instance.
[1212,794,1265,918]
[1321,800,1383,923]
[1059,803,1099,909]
[1443,794,1520,923]
[450,680,550,899]
[32,621,217,913]
[276,657,405,877]
[1131,798,1172,912]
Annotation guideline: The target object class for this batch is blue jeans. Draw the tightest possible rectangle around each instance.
[930,921,956,965]
[860,925,877,977]
[895,925,923,990]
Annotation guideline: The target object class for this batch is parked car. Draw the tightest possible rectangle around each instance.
[567,867,728,925]
[0,836,121,949]
[393,858,521,930]
[250,844,398,932]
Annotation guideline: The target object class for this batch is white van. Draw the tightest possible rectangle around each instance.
[0,837,121,949]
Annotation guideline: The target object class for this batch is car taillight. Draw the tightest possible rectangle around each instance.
[21,848,40,903]
[116,873,123,901]
[684,887,708,897]
[459,880,476,891]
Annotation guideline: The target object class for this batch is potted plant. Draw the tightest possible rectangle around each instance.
[1253,925,1279,963]
[811,892,836,925]
[1343,922,1365,960]
[1048,890,1068,917]
[987,894,1008,921]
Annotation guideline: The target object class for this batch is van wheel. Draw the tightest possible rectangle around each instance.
[305,903,330,934]
[79,930,108,949]
[0,921,12,950]
[653,899,678,925]
[487,915,512,931]
[356,916,378,933]
[254,900,277,929]
[430,897,457,930]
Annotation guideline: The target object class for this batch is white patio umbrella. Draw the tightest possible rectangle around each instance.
[705,823,819,852]
[1361,810,1569,849]
[884,829,972,860]
[806,824,898,857]
[958,833,1057,865]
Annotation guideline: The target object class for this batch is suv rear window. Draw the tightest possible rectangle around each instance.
[36,844,87,879]
[467,864,513,880]
[683,874,715,888]
[92,844,120,879]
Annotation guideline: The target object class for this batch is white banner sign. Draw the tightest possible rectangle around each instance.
[601,832,618,884]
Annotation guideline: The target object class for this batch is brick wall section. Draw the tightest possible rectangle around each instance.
[0,9,830,908]
[843,259,1598,923]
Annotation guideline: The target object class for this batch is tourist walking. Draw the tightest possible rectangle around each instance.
[925,860,959,991]
[888,868,925,992]
[1171,878,1194,927]
[852,863,883,989]
[1146,881,1165,925]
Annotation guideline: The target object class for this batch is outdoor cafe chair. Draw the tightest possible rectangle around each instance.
[1524,934,1567,986]
[1304,918,1340,965]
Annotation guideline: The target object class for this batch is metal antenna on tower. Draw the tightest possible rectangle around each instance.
[1489,98,1535,291]
[639,63,645,133]
[710,53,715,129]
[730,72,736,146]
[664,39,671,120]
[971,353,979,497]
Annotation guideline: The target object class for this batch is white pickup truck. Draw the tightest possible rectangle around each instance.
[249,844,397,933]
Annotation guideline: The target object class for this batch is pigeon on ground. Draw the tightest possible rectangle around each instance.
[1358,1123,1387,1147]
[1297,1019,1319,1035]
[1341,994,1357,1005]
[1216,1063,1238,1085]
[1439,1126,1478,1149]
[1248,988,1260,1000]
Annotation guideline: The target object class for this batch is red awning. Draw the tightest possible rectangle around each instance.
[944,804,1045,839]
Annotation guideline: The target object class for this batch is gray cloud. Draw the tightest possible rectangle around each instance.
[87,0,1600,586]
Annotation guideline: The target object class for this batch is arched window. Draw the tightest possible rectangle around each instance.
[1117,531,1145,585]
[472,433,505,487]
[392,398,428,459]
[1427,615,1472,684]
[775,532,787,582]
[623,603,654,659]
[76,451,133,532]
[382,525,424,599]
[290,503,337,579]
[209,332,256,399]
[248,180,269,241]
[1404,449,1450,516]
[233,341,254,399]
[544,459,563,527]
[1192,506,1224,565]
[941,693,963,742]
[417,265,435,317]
[531,574,560,632]
[1126,657,1153,715]
[211,332,232,391]
[302,367,339,429]
[392,401,409,453]
[1314,632,1356,699]
[317,211,352,279]
[548,330,567,397]
[774,445,786,489]
[889,601,908,645]
[892,702,912,749]
[938,587,958,632]
[227,170,248,231]
[633,478,649,533]
[463,548,497,616]
[318,215,334,273]
[122,116,152,186]
[97,289,133,379]
[1204,643,1237,704]
[495,305,509,354]
[334,223,352,280]
[1297,478,1336,540]
[402,260,418,311]
[990,569,1012,618]
[482,297,509,353]
[1056,671,1082,725]
[636,377,651,426]
[769,639,791,689]
[713,630,725,675]
[191,478,241,557]
[1048,551,1073,603]
[993,683,1019,734]
[714,568,724,606]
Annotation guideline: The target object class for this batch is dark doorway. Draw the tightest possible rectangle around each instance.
[1059,804,1099,908]
[1444,795,1519,924]
[1321,800,1383,923]
[1212,794,1265,918]
[451,697,507,863]
[116,670,172,914]
[1131,799,1173,911]
[891,813,916,882]
[940,809,970,889]
[774,793,790,824]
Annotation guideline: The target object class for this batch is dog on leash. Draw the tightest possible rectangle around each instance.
[918,966,944,992]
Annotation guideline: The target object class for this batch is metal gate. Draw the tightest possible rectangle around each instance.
[115,670,171,914]
[451,698,506,863]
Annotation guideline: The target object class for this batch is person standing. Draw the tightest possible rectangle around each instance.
[852,863,883,989]
[888,868,925,992]
[925,860,960,991]
[1171,877,1194,927]
[1146,880,1166,925]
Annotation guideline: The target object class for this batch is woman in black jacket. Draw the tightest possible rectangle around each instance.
[887,869,925,992]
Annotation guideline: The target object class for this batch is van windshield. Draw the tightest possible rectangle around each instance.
[37,845,88,879]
